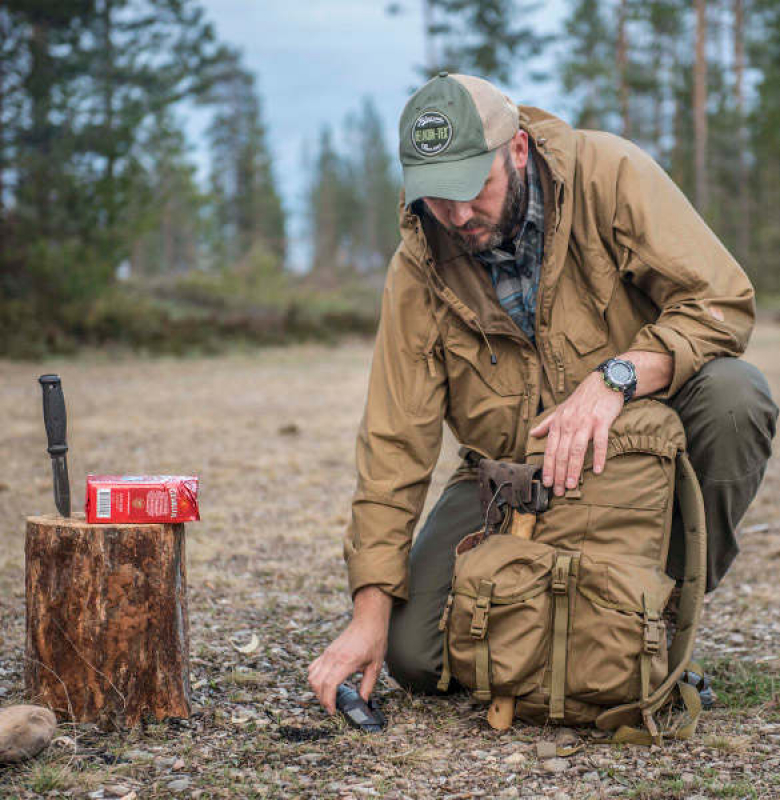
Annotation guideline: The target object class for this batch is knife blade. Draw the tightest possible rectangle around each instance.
[39,374,71,517]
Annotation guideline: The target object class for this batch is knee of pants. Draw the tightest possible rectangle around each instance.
[685,358,777,441]
[385,609,441,694]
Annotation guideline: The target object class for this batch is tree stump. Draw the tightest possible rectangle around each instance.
[25,515,190,728]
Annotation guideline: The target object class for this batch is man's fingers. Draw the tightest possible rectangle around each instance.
[542,425,560,487]
[529,413,553,438]
[592,423,610,474]
[359,661,381,704]
[553,430,572,496]
[566,429,590,489]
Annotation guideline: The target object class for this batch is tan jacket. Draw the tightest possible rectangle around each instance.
[344,106,755,601]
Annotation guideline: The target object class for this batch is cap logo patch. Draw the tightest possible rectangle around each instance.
[411,110,452,156]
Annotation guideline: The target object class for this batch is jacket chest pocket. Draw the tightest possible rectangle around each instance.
[442,319,525,397]
[558,254,616,357]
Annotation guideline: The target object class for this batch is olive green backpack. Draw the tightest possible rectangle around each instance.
[436,399,707,744]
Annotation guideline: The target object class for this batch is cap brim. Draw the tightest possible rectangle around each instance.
[403,149,498,206]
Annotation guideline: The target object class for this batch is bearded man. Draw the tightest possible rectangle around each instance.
[308,73,777,714]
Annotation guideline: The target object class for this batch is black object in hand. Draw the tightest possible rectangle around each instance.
[335,684,386,732]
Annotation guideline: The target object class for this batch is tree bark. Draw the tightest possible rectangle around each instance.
[733,0,748,262]
[25,515,190,729]
[694,0,709,213]
[617,0,631,138]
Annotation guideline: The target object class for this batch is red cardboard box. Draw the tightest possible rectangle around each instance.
[85,475,200,524]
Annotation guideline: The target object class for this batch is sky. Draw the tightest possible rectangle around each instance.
[189,0,570,270]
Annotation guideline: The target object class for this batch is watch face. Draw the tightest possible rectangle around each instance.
[607,360,634,386]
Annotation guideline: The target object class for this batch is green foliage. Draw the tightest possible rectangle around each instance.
[307,99,401,278]
[426,0,552,83]
[200,50,286,266]
[704,658,778,710]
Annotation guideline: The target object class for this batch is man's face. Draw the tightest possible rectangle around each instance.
[422,131,528,254]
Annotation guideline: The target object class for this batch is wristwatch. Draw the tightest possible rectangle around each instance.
[595,358,637,402]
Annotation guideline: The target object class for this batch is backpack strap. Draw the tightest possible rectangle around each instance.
[549,553,574,720]
[596,451,707,741]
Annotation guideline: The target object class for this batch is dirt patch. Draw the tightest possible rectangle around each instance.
[0,330,779,798]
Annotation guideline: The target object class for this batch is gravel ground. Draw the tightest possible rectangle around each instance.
[0,326,778,800]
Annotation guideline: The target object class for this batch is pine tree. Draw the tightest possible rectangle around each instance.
[425,0,552,82]
[201,51,286,268]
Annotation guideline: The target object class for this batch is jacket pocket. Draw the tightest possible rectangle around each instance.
[442,318,524,397]
[446,534,554,696]
[566,555,675,706]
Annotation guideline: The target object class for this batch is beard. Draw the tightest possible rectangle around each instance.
[443,152,526,254]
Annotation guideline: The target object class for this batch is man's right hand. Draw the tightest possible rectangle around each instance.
[307,585,393,714]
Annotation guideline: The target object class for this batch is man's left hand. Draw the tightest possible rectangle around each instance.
[529,372,623,495]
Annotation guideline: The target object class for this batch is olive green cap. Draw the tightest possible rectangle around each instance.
[399,72,519,206]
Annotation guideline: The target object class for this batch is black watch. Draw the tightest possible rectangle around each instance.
[595,358,637,402]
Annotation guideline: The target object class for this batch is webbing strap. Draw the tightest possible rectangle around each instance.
[470,581,493,702]
[549,553,572,720]
[610,680,702,745]
[436,594,454,692]
[475,638,491,702]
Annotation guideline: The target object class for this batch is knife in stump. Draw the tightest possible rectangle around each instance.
[38,374,70,517]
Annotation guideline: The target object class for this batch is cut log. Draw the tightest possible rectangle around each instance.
[25,515,189,728]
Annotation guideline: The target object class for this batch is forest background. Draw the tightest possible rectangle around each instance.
[1,0,779,358]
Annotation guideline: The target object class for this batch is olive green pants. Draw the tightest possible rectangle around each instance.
[385,358,777,693]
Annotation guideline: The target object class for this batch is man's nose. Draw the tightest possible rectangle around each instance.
[449,201,473,228]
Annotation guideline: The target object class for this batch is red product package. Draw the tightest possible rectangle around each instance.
[85,475,200,524]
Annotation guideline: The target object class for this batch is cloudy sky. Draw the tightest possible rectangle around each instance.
[190,0,569,268]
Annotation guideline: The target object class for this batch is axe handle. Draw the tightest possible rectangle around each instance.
[487,510,536,731]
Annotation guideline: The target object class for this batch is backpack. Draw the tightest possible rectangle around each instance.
[436,399,707,744]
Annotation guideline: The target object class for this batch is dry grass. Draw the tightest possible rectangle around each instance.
[0,324,779,799]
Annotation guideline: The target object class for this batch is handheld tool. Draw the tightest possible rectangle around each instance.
[38,374,70,517]
[335,684,386,732]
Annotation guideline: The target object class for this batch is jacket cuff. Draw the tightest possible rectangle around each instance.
[627,323,698,400]
[345,541,409,602]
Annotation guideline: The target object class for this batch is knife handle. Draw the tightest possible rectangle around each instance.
[38,374,68,457]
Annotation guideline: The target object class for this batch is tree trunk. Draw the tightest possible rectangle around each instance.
[25,515,190,729]
[694,0,709,213]
[617,0,631,138]
[733,0,748,263]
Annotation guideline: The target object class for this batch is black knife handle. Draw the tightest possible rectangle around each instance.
[39,374,68,457]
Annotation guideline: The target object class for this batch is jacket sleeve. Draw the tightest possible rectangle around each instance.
[602,135,755,398]
[344,244,448,601]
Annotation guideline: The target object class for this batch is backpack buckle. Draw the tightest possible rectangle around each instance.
[470,580,493,639]
[643,610,663,654]
[552,559,569,595]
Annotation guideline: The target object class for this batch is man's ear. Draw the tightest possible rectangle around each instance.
[510,130,529,171]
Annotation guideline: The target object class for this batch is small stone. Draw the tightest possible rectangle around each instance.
[541,757,569,773]
[554,728,579,746]
[0,704,57,764]
[172,758,185,771]
[504,752,527,765]
[536,741,557,759]
[104,786,131,797]
[88,792,104,800]
[125,749,153,761]
[499,789,520,799]
[554,793,571,800]
[166,778,191,793]
[681,772,696,786]
[583,771,600,782]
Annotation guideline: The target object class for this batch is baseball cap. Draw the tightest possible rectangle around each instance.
[399,72,519,206]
